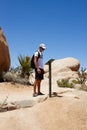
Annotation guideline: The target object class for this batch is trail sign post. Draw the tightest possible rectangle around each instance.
[45,59,55,97]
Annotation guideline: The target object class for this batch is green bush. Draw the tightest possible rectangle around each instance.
[57,79,74,88]
[72,79,80,84]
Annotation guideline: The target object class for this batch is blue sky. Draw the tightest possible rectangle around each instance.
[0,0,87,68]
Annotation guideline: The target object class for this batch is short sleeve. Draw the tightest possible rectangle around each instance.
[34,51,39,57]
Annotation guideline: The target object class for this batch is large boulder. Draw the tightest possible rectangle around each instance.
[0,27,10,77]
[44,57,80,85]
[52,57,80,71]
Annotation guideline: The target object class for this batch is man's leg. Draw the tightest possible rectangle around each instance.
[37,79,41,93]
[37,79,44,95]
[33,79,38,97]
[34,79,37,94]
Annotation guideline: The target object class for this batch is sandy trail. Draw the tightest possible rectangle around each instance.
[0,82,87,130]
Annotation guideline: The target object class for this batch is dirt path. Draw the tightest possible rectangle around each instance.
[0,82,87,130]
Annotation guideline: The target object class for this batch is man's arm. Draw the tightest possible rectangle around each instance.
[34,56,38,69]
[34,56,41,73]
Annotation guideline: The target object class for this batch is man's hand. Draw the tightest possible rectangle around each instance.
[37,68,41,74]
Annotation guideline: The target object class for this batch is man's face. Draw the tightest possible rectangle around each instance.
[40,47,45,52]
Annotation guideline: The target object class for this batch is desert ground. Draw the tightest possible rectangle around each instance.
[0,80,87,130]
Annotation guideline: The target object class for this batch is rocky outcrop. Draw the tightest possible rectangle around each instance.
[0,27,10,79]
[0,96,48,112]
[44,57,80,85]
[52,57,80,71]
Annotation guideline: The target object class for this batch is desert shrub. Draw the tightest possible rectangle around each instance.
[77,67,87,91]
[78,67,87,84]
[72,79,80,84]
[57,79,74,88]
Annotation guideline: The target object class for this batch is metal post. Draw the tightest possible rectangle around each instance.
[49,61,51,97]
[45,59,55,98]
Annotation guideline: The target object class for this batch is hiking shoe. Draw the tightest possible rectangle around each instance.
[33,93,38,97]
[38,92,44,95]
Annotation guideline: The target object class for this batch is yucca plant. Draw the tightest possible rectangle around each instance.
[18,55,32,77]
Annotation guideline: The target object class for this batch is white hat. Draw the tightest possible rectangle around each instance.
[39,43,46,49]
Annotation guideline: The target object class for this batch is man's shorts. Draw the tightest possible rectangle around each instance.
[35,68,44,80]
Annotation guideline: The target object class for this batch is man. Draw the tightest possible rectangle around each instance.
[33,43,46,97]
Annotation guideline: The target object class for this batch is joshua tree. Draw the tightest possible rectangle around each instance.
[18,55,32,78]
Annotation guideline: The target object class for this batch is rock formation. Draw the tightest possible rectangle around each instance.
[0,27,10,79]
[44,57,80,85]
